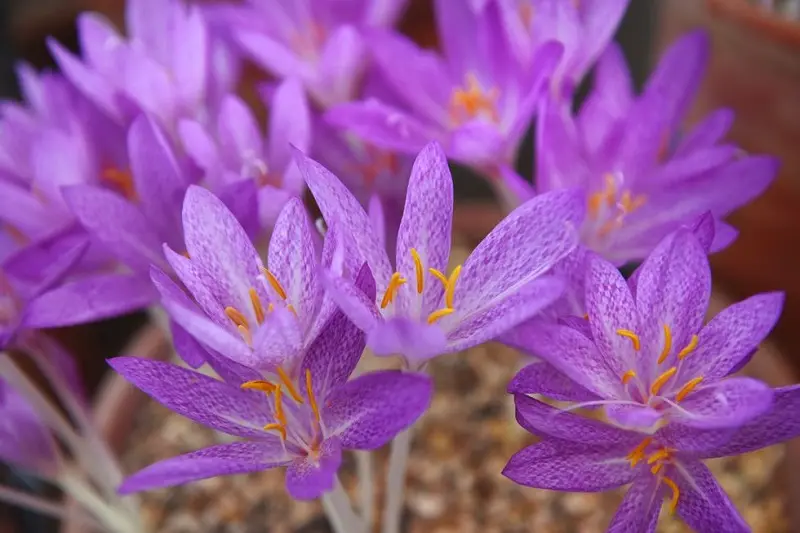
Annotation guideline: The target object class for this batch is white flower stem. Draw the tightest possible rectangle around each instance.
[322,476,365,533]
[356,450,374,527]
[58,469,143,533]
[0,483,102,529]
[381,427,413,533]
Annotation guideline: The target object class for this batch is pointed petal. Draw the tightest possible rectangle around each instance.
[178,119,221,175]
[217,95,263,167]
[455,189,583,318]
[162,246,228,327]
[325,371,432,449]
[675,461,749,533]
[514,394,641,446]
[236,31,309,82]
[171,3,208,108]
[316,26,364,106]
[217,178,260,241]
[170,320,207,369]
[268,78,311,170]
[62,185,166,273]
[678,292,784,382]
[108,357,270,438]
[670,377,773,429]
[394,142,452,314]
[674,108,735,157]
[24,274,157,328]
[367,317,448,361]
[119,441,289,495]
[507,360,600,401]
[268,198,320,332]
[296,151,392,290]
[182,185,264,322]
[605,404,663,432]
[285,437,342,500]
[502,439,633,491]
[607,475,662,533]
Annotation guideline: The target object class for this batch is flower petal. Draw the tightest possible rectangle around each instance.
[296,150,392,290]
[455,189,583,318]
[316,26,364,107]
[502,439,634,492]
[507,360,600,402]
[24,274,157,328]
[674,461,749,533]
[678,292,784,382]
[268,78,311,172]
[670,377,773,429]
[62,184,166,273]
[216,95,263,168]
[514,394,641,446]
[394,142,452,315]
[325,370,432,449]
[182,185,264,324]
[607,474,662,533]
[285,437,342,500]
[108,357,270,438]
[674,108,734,157]
[119,441,289,495]
[367,317,448,361]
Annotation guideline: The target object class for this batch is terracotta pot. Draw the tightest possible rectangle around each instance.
[655,0,800,373]
[60,324,172,533]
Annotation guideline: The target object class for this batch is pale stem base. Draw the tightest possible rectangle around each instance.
[381,427,413,533]
[322,477,365,533]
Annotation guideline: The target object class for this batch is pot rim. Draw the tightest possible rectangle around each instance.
[709,0,800,48]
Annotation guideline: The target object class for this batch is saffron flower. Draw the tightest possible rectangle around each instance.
[0,376,60,477]
[508,228,782,432]
[48,0,237,132]
[111,281,432,500]
[528,31,777,265]
[179,79,311,228]
[23,115,195,328]
[326,1,563,169]
[503,389,800,532]
[155,186,339,373]
[490,0,630,98]
[212,0,407,108]
[300,141,582,363]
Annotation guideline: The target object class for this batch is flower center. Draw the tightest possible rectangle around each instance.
[224,270,296,346]
[289,21,327,60]
[586,174,646,239]
[626,438,680,513]
[614,325,703,405]
[380,248,462,324]
[101,167,137,201]
[449,73,500,125]
[241,368,322,450]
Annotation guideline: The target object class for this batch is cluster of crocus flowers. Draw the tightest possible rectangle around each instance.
[0,0,797,532]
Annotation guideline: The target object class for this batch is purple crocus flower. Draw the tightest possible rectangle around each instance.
[22,115,196,328]
[0,376,60,476]
[489,0,630,98]
[154,185,339,373]
[507,228,782,433]
[48,0,237,133]
[299,141,582,363]
[503,388,800,532]
[523,31,777,265]
[211,0,408,108]
[326,1,563,170]
[110,283,432,500]
[179,79,311,229]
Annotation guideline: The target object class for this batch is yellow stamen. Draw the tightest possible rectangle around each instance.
[445,265,462,310]
[410,248,424,294]
[427,307,455,324]
[277,367,304,404]
[603,174,617,205]
[651,463,664,475]
[428,268,448,287]
[621,370,637,384]
[240,380,276,395]
[102,167,137,201]
[263,269,287,300]
[380,272,407,309]
[615,329,641,351]
[306,369,321,425]
[675,376,703,402]
[657,324,672,364]
[287,304,297,316]
[263,423,287,440]
[274,386,286,425]
[267,303,275,313]
[650,366,677,396]
[237,325,252,347]
[646,449,671,465]
[678,334,699,360]
[225,306,249,329]
[450,73,499,122]
[626,437,653,466]
[662,477,680,514]
[249,288,265,325]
